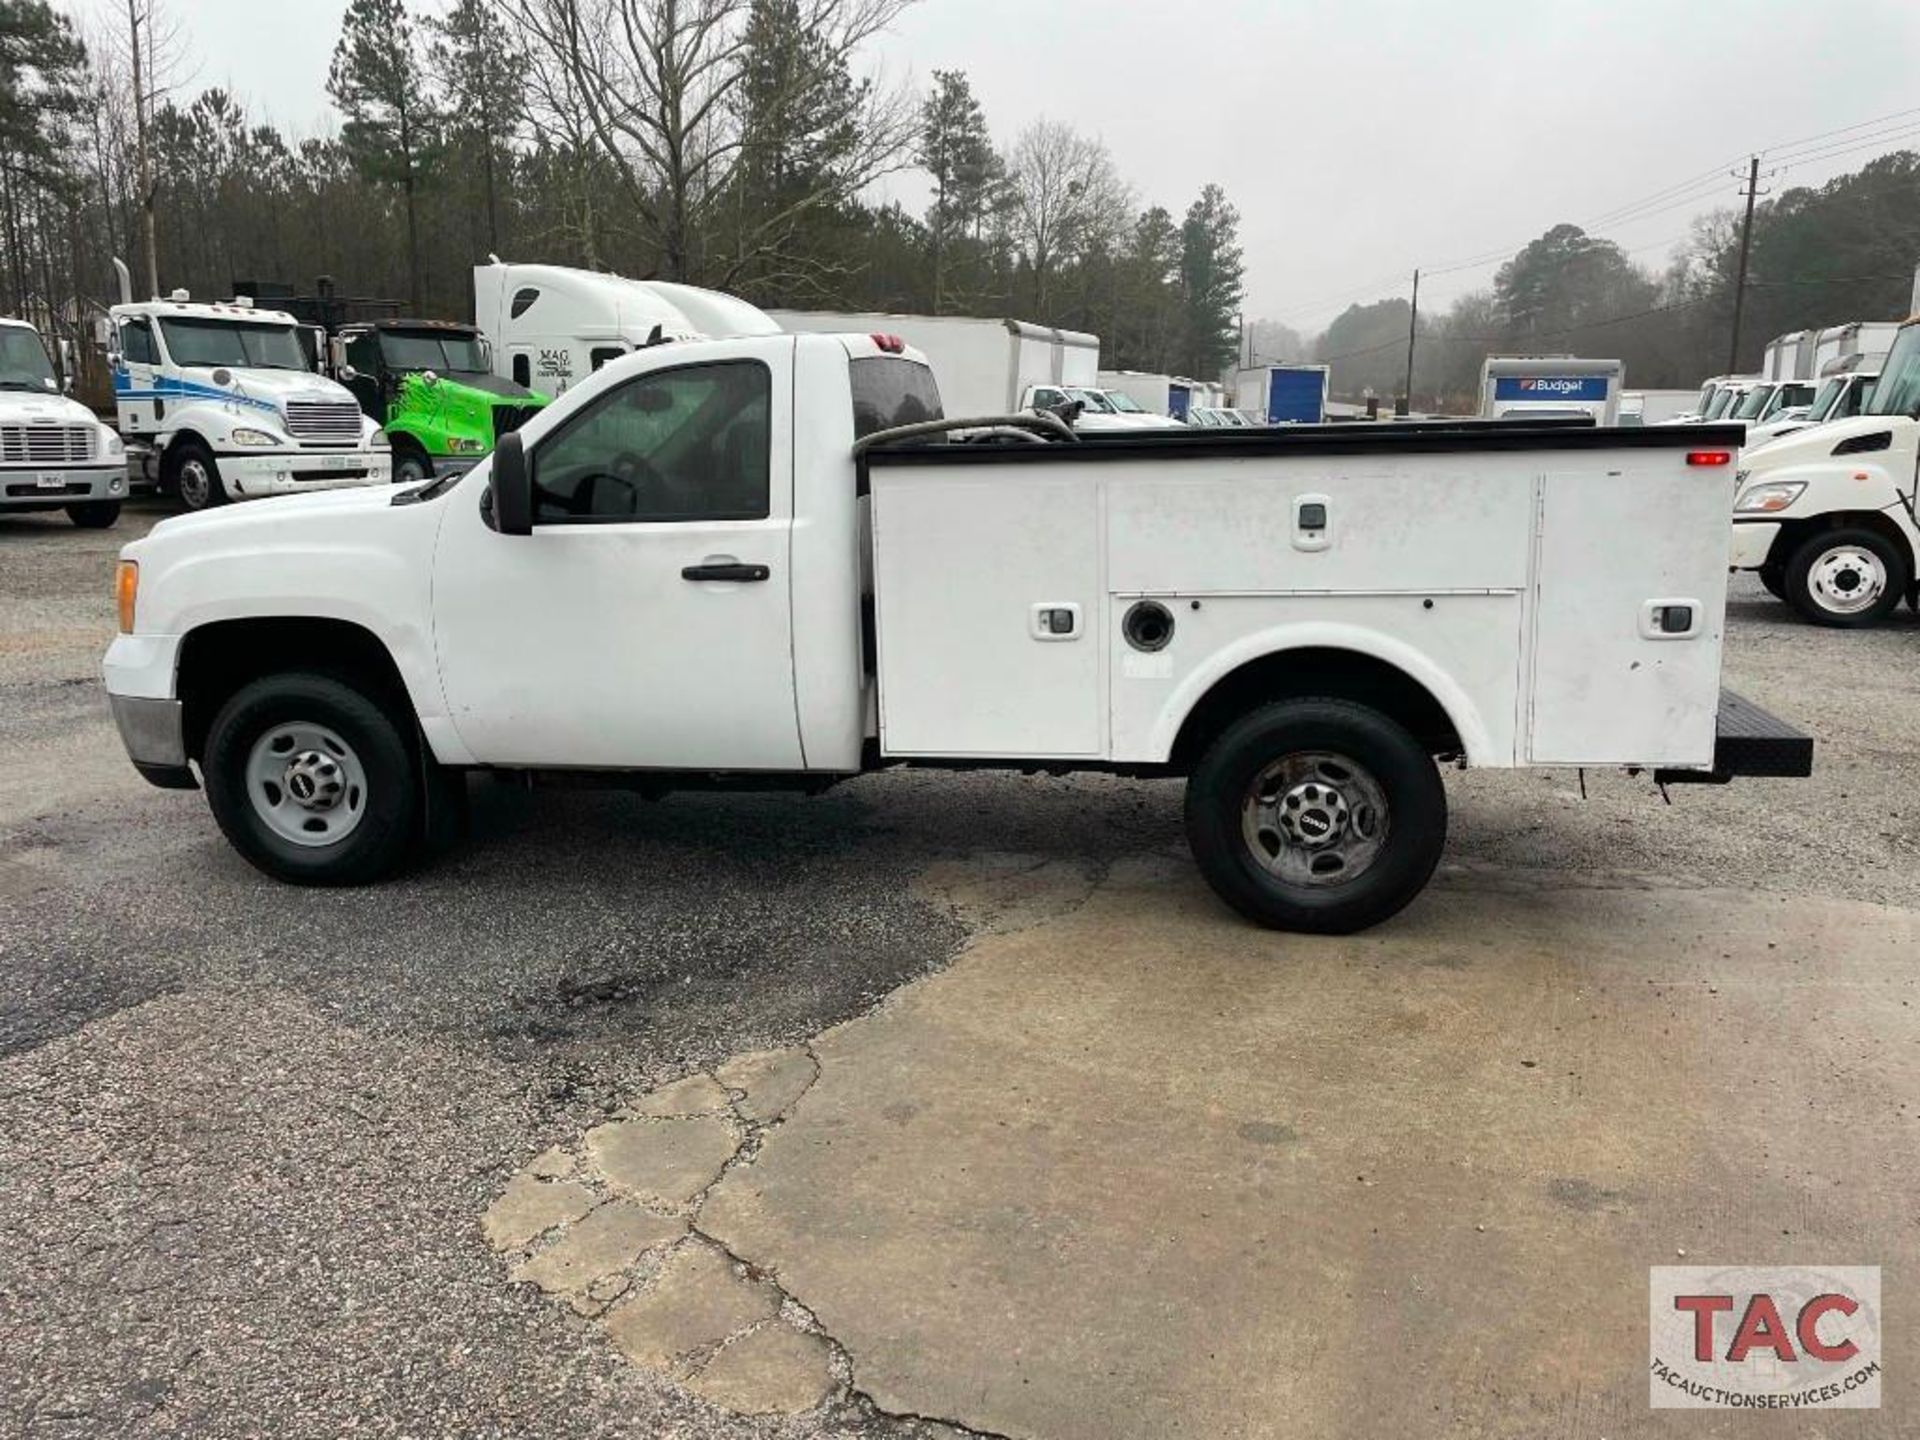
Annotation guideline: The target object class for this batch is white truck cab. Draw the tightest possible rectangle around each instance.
[1730,317,1920,626]
[103,329,1809,935]
[110,289,390,510]
[0,317,127,527]
[476,259,781,399]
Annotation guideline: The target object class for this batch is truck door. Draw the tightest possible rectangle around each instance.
[430,345,803,769]
[115,317,160,436]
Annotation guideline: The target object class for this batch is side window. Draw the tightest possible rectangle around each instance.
[346,332,381,374]
[510,288,540,319]
[531,361,770,525]
[121,319,155,365]
[590,346,626,372]
[512,352,531,388]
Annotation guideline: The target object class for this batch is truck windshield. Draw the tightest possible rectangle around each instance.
[1766,383,1814,417]
[1068,387,1117,412]
[379,330,489,374]
[1695,382,1719,411]
[1732,386,1776,421]
[1704,388,1740,420]
[1807,377,1844,422]
[1864,325,1920,417]
[1103,390,1145,413]
[159,318,307,370]
[0,327,58,391]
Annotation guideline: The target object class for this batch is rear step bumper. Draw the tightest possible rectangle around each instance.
[1656,690,1813,785]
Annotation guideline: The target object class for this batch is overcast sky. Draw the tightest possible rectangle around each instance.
[66,0,1920,331]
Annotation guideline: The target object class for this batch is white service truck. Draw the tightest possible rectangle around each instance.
[109,287,391,510]
[103,331,1809,934]
[1730,316,1920,626]
[0,317,127,527]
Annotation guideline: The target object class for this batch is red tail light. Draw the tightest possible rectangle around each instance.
[1686,450,1733,467]
[870,333,905,354]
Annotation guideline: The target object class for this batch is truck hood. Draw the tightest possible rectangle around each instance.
[0,390,100,426]
[172,367,355,411]
[138,479,411,549]
[1742,412,1903,473]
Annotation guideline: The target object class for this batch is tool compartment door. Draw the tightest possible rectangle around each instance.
[870,471,1103,758]
[1527,461,1730,766]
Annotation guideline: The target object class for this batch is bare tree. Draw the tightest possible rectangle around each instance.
[500,0,916,284]
[103,0,189,297]
[1006,119,1128,311]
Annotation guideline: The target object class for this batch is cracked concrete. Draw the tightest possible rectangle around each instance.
[489,851,1920,1438]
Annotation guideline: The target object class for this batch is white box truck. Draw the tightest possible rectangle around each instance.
[104,327,1808,935]
[0,316,127,526]
[1479,356,1623,424]
[1618,390,1697,427]
[1100,370,1196,419]
[1812,321,1900,380]
[1234,365,1329,424]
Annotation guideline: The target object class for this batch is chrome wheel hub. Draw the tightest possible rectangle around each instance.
[178,459,211,509]
[1242,752,1389,886]
[1808,546,1887,615]
[246,722,367,847]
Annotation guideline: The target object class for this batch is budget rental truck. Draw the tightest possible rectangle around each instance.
[1479,356,1623,424]
[103,328,1810,934]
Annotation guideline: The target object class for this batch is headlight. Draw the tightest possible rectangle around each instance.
[447,436,485,454]
[370,428,391,450]
[105,431,125,457]
[230,426,282,447]
[1734,481,1807,514]
[115,560,138,634]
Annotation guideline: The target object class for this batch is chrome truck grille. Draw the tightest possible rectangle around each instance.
[281,400,363,444]
[0,424,96,463]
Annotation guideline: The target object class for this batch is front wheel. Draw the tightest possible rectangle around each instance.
[392,444,433,486]
[1184,699,1447,934]
[66,500,121,528]
[1784,528,1908,628]
[202,672,424,884]
[169,439,227,511]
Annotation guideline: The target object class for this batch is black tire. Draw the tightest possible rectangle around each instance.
[1758,564,1786,601]
[1784,527,1908,628]
[391,442,433,486]
[167,438,227,511]
[1184,698,1447,934]
[66,500,121,528]
[202,672,423,885]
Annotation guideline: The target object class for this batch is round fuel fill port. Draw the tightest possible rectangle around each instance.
[1123,600,1175,653]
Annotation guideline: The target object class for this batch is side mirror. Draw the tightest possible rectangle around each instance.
[490,431,532,536]
[61,374,73,394]
[338,364,358,384]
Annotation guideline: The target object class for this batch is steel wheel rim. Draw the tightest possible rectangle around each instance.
[1808,546,1887,615]
[178,458,212,509]
[245,722,369,847]
[1241,750,1390,886]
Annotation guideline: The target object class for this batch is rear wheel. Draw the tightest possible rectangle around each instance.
[1784,528,1907,628]
[202,672,423,884]
[66,500,121,528]
[1758,564,1786,601]
[1184,699,1447,934]
[392,442,433,486]
[169,439,227,511]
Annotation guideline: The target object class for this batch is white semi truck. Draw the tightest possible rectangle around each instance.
[103,326,1808,934]
[109,280,390,511]
[0,317,127,527]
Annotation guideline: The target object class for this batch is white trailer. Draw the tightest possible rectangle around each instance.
[771,310,1100,420]
[0,317,127,526]
[1479,356,1623,424]
[1099,369,1194,419]
[1233,365,1330,424]
[109,278,390,512]
[1618,390,1697,427]
[474,259,780,399]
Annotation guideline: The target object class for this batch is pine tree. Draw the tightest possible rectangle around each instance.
[917,70,997,312]
[429,0,522,257]
[1177,184,1244,379]
[327,0,437,310]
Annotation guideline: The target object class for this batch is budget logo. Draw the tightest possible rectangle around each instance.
[1649,1266,1881,1409]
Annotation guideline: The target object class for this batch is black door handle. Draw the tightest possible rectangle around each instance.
[681,562,770,582]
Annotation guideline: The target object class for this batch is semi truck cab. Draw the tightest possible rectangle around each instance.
[110,291,391,511]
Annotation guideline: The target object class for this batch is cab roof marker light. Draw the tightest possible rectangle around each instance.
[870,333,906,354]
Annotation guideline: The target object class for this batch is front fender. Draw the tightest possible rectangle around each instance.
[1740,457,1907,519]
[1145,620,1495,765]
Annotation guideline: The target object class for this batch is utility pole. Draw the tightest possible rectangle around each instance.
[1727,155,1763,373]
[1402,268,1420,415]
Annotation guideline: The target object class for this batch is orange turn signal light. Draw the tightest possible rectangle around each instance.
[115,559,138,633]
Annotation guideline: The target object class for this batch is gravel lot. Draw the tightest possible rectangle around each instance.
[1,499,1914,1438]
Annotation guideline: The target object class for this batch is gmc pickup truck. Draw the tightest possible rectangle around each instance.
[103,331,1812,933]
